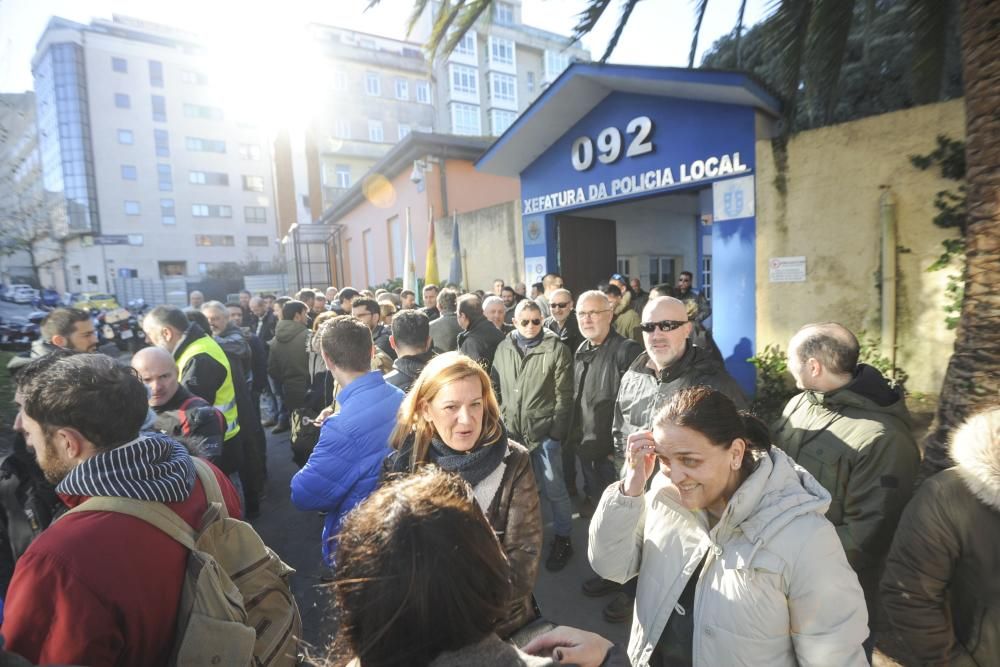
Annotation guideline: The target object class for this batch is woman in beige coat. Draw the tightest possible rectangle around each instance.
[589,386,869,667]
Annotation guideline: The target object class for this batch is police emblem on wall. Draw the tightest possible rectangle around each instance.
[527,220,541,241]
[712,175,755,222]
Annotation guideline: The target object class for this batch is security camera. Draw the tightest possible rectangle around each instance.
[410,163,423,184]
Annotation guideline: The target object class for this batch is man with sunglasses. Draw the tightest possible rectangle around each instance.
[585,296,748,623]
[543,288,584,354]
[491,300,575,571]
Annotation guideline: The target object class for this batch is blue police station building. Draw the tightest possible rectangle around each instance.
[476,64,781,395]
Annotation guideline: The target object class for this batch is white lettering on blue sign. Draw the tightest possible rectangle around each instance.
[524,151,748,215]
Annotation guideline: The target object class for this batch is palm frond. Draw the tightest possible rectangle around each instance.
[689,0,711,68]
[734,0,748,68]
[439,0,493,58]
[759,0,814,122]
[908,0,949,103]
[602,0,642,62]
[572,0,614,44]
[803,0,855,124]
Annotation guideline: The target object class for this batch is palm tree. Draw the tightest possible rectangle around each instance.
[371,0,999,470]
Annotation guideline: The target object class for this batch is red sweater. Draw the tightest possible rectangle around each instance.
[1,461,241,666]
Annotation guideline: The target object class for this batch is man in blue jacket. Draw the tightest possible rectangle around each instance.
[290,315,404,565]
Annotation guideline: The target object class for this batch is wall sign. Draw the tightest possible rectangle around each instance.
[571,116,654,171]
[712,175,755,221]
[525,256,546,285]
[769,256,807,283]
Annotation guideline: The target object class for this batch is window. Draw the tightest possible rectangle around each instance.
[159,261,186,277]
[154,129,170,156]
[192,204,232,218]
[398,124,411,141]
[395,79,408,100]
[450,64,478,95]
[333,71,348,91]
[112,57,127,73]
[490,37,515,66]
[189,170,229,186]
[184,103,224,121]
[494,2,514,24]
[365,72,381,96]
[362,228,374,286]
[239,143,260,160]
[701,255,712,302]
[242,175,265,192]
[157,164,173,191]
[151,95,166,122]
[617,257,631,277]
[368,119,384,143]
[387,216,403,278]
[114,93,130,109]
[649,256,678,287]
[121,165,137,180]
[527,71,535,93]
[195,235,235,247]
[455,32,476,57]
[161,199,176,225]
[490,109,516,135]
[335,165,351,188]
[416,81,430,104]
[451,103,481,135]
[186,137,226,153]
[245,206,267,224]
[333,119,351,139]
[124,200,141,216]
[247,236,269,247]
[490,72,517,103]
[181,69,208,85]
[149,60,164,87]
[545,50,570,80]
[118,129,134,145]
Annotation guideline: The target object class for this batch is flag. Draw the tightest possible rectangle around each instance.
[448,211,462,288]
[424,206,440,286]
[403,208,417,293]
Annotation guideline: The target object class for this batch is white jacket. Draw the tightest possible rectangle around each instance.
[589,446,869,667]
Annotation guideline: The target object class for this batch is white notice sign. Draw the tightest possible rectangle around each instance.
[525,256,547,285]
[712,174,755,221]
[769,256,807,283]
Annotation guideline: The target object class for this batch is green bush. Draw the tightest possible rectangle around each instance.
[748,344,797,425]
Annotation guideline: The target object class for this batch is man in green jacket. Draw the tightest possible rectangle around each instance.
[774,322,920,654]
[491,300,574,572]
[267,301,310,453]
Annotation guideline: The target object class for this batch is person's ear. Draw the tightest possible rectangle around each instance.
[57,427,89,461]
[730,438,746,471]
[50,334,68,348]
[807,357,822,378]
[389,335,399,352]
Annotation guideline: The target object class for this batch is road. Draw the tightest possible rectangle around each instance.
[251,428,630,656]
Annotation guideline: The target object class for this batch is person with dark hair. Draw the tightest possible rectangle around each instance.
[337,287,360,312]
[143,305,243,476]
[385,352,542,638]
[500,285,521,324]
[352,297,396,365]
[590,386,869,666]
[880,408,1000,666]
[400,289,417,310]
[290,316,404,566]
[530,282,544,299]
[603,284,641,343]
[629,277,648,314]
[421,283,440,322]
[3,354,242,665]
[535,273,564,319]
[268,300,310,440]
[491,300,575,572]
[675,270,709,324]
[430,287,462,353]
[5,308,97,376]
[649,283,676,299]
[295,288,316,312]
[775,322,919,651]
[333,467,621,666]
[456,293,505,375]
[492,278,505,296]
[238,289,253,323]
[385,310,435,393]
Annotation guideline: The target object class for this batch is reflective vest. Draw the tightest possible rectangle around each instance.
[175,335,240,441]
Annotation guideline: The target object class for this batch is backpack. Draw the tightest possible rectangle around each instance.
[63,458,302,666]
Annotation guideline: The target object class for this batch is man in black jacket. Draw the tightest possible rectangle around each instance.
[456,293,505,375]
[352,298,396,362]
[385,310,435,393]
[420,284,440,322]
[544,288,584,354]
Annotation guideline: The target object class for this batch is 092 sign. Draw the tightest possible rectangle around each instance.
[571,116,654,171]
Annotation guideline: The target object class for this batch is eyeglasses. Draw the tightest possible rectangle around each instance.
[639,319,688,333]
[519,318,542,326]
[550,302,571,309]
[577,309,611,320]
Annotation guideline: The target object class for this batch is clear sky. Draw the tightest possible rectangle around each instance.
[0,0,770,93]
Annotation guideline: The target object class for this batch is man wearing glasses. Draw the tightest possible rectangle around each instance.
[585,296,747,622]
[543,288,584,354]
[491,300,575,571]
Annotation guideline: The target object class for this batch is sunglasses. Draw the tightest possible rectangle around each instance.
[550,302,571,309]
[519,318,542,326]
[639,319,688,333]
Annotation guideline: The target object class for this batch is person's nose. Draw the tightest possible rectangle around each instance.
[669,465,687,486]
[13,409,24,433]
[456,405,475,426]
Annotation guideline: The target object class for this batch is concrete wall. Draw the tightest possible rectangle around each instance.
[755,99,965,394]
[434,202,523,291]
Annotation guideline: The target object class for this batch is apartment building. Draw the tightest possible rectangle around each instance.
[31,15,279,291]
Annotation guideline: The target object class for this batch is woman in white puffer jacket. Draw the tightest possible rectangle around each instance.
[589,386,869,667]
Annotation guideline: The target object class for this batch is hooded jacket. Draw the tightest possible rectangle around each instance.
[268,319,310,410]
[773,364,920,618]
[880,414,1000,666]
[458,317,506,375]
[1,435,241,666]
[614,343,748,455]
[384,350,435,394]
[589,447,869,667]
[491,330,573,451]
[611,292,642,342]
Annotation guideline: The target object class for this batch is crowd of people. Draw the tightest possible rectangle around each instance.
[0,271,995,667]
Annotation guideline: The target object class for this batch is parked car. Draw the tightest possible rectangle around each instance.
[32,289,61,309]
[70,292,121,311]
[0,311,45,351]
[12,286,39,304]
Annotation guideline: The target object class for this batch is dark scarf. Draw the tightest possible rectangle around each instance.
[57,434,196,503]
[513,329,544,353]
[427,433,507,487]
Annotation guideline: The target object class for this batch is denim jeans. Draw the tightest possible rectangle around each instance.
[269,375,288,426]
[578,452,618,502]
[531,438,574,537]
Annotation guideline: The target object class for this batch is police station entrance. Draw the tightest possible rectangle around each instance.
[476,64,780,394]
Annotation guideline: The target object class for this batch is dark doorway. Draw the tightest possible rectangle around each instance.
[556,215,617,296]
